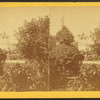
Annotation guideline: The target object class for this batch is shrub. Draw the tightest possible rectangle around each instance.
[3,60,48,91]
[0,49,7,63]
[50,44,84,90]
[66,64,100,91]
[0,48,7,75]
[81,64,100,91]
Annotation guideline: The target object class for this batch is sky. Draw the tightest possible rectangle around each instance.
[50,7,100,42]
[0,7,49,43]
[0,7,100,44]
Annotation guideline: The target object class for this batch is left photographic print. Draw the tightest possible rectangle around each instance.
[0,7,49,91]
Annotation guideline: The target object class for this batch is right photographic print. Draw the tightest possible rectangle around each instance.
[49,7,100,91]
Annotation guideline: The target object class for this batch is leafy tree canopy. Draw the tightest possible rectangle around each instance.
[50,44,84,90]
[56,25,74,46]
[90,25,100,55]
[50,44,84,74]
[16,16,49,63]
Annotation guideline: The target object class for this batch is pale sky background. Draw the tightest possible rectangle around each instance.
[50,7,100,42]
[0,7,100,44]
[0,7,49,43]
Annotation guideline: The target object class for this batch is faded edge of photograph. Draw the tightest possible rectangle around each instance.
[0,6,100,91]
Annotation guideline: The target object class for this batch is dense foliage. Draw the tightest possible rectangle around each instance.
[50,44,84,90]
[16,16,49,64]
[82,25,100,61]
[66,64,100,91]
[56,25,74,45]
[2,16,50,91]
[50,25,84,90]
[83,50,100,61]
[0,63,100,91]
[3,60,48,91]
[1,15,100,91]
[50,44,83,75]
[0,48,7,75]
[90,25,100,56]
[0,49,7,63]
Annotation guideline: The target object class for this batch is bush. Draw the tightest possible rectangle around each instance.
[81,64,100,91]
[0,49,7,63]
[83,49,100,61]
[50,44,84,90]
[3,60,48,91]
[0,48,7,75]
[66,64,100,91]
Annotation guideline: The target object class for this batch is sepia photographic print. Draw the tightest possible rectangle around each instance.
[0,6,100,92]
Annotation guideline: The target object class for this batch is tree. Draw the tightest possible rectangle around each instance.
[56,25,74,46]
[50,25,84,90]
[12,16,49,91]
[16,16,49,66]
[90,25,100,57]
